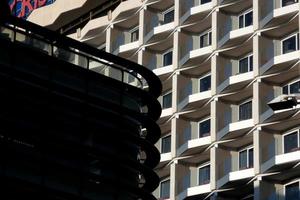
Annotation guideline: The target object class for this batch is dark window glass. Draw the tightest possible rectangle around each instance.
[239,149,248,169]
[200,75,211,92]
[282,0,298,7]
[164,9,174,24]
[290,81,300,94]
[283,85,289,94]
[161,135,171,153]
[245,11,253,27]
[239,101,252,120]
[239,15,244,28]
[284,132,298,153]
[163,51,173,66]
[160,180,170,199]
[239,57,249,73]
[131,28,139,42]
[163,92,172,109]
[285,182,300,200]
[248,148,254,168]
[200,32,212,48]
[198,165,210,185]
[201,0,211,4]
[249,55,253,71]
[199,119,210,138]
[283,35,297,54]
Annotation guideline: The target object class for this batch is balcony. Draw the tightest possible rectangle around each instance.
[218,4,254,48]
[260,32,299,75]
[156,135,172,166]
[217,146,254,189]
[177,119,211,156]
[179,29,213,67]
[217,54,254,93]
[260,0,299,28]
[177,164,211,200]
[180,0,213,24]
[144,6,175,43]
[178,74,212,111]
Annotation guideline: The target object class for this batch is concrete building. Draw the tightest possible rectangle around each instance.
[28,0,300,199]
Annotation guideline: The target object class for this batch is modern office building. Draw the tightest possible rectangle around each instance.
[0,14,162,200]
[27,0,300,199]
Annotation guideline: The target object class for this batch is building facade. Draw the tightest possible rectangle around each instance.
[28,0,300,199]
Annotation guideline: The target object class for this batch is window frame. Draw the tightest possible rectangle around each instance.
[199,29,212,48]
[162,90,172,109]
[198,73,211,92]
[238,99,253,121]
[284,179,300,199]
[282,128,300,154]
[161,134,171,154]
[160,178,171,199]
[281,32,299,55]
[238,9,253,29]
[238,53,253,74]
[197,162,210,185]
[238,146,254,170]
[198,117,211,138]
[282,78,300,95]
[162,49,173,67]
[129,26,139,43]
[163,7,175,24]
[199,0,212,5]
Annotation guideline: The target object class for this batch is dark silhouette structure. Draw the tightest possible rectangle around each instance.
[0,13,162,200]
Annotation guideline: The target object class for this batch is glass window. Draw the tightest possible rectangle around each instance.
[163,92,172,109]
[285,182,300,200]
[239,55,253,73]
[164,9,174,24]
[160,179,170,199]
[198,165,210,185]
[163,51,173,66]
[290,81,300,94]
[199,119,210,138]
[161,135,171,153]
[282,0,299,7]
[200,75,211,92]
[239,101,252,121]
[239,148,253,169]
[200,0,211,4]
[130,28,139,42]
[239,11,253,28]
[200,31,212,48]
[283,85,289,94]
[284,131,298,153]
[282,35,297,54]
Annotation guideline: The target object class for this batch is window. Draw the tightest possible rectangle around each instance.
[282,33,299,54]
[285,182,300,200]
[163,9,174,24]
[239,100,252,121]
[239,10,253,28]
[200,0,212,4]
[161,135,171,153]
[130,27,139,42]
[163,50,173,66]
[198,164,210,185]
[239,54,253,73]
[284,130,300,153]
[200,30,212,48]
[198,118,210,138]
[283,80,300,95]
[239,147,253,170]
[162,92,172,109]
[282,0,299,7]
[199,74,211,92]
[160,179,170,199]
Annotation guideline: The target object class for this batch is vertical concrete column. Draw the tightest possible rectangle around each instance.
[171,117,177,159]
[253,178,261,200]
[139,6,145,47]
[211,55,217,96]
[210,98,217,142]
[170,161,177,200]
[253,80,260,125]
[106,25,112,53]
[211,8,218,50]
[210,145,217,191]
[253,34,260,77]
[253,0,260,31]
[253,129,261,174]
[174,0,180,27]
